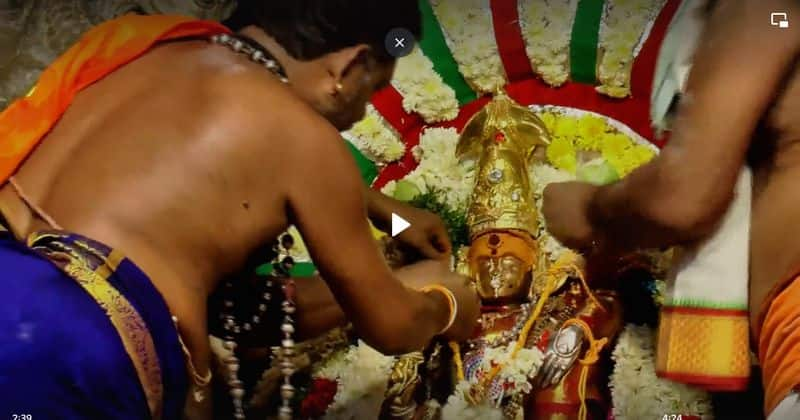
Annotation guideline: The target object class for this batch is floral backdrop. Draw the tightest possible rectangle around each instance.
[270,0,718,418]
[2,0,720,418]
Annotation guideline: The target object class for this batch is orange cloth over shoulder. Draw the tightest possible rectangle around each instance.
[0,14,231,183]
[759,276,800,415]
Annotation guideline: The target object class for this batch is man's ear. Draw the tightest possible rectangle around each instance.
[324,44,371,90]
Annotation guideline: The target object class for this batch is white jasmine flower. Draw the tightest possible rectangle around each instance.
[596,0,666,98]
[610,325,713,419]
[344,105,405,164]
[314,341,396,420]
[393,46,459,123]
[431,0,507,93]
[403,127,476,210]
[519,0,579,87]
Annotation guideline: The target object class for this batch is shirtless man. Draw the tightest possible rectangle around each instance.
[0,1,479,418]
[542,1,800,418]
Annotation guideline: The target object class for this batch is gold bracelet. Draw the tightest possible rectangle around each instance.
[419,285,457,335]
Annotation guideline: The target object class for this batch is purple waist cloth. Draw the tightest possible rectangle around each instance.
[0,229,187,419]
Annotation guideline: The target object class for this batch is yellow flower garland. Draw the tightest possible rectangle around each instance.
[540,110,655,177]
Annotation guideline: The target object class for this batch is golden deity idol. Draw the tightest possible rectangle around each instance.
[383,93,623,420]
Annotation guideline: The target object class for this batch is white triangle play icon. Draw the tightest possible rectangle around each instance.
[391,213,411,237]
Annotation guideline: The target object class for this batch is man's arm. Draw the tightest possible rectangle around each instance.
[550,0,800,251]
[272,260,459,341]
[280,108,475,354]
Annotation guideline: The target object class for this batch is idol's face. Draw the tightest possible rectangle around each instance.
[474,254,533,304]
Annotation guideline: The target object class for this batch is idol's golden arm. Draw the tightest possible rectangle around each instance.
[587,0,800,251]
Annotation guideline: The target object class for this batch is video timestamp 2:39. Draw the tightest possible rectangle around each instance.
[11,415,32,420]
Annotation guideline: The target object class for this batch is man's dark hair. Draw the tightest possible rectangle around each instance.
[225,0,422,63]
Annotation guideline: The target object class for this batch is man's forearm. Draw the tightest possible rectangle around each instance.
[289,276,348,340]
[363,185,393,231]
[587,160,708,251]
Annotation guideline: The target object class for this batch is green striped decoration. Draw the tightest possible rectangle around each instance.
[570,0,605,84]
[417,0,478,105]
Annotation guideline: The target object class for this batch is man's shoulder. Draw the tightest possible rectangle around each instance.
[204,69,333,147]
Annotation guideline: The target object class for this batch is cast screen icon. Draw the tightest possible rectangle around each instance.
[385,27,415,58]
[771,12,789,29]
[391,213,411,237]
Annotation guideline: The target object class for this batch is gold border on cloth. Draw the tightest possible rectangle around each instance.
[30,234,164,419]
[656,308,750,389]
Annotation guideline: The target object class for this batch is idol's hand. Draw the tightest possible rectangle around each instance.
[542,182,598,251]
[535,324,584,388]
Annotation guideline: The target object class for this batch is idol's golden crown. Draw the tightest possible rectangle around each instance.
[457,91,550,239]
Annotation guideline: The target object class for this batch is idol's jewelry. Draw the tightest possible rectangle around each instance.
[419,285,458,335]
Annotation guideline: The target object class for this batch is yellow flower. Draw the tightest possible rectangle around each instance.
[608,145,655,177]
[576,114,608,150]
[600,132,635,175]
[630,144,656,166]
[539,112,558,133]
[601,132,633,158]
[547,136,577,174]
[552,116,580,140]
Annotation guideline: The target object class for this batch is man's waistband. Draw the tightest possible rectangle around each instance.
[9,229,187,419]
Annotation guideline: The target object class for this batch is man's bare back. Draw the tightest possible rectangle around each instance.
[750,59,800,329]
[0,39,313,370]
[2,40,296,280]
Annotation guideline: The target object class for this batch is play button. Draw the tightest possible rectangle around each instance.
[391,213,411,237]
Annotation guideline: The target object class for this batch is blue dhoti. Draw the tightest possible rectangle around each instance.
[0,229,187,419]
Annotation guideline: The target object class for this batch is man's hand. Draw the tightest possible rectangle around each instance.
[365,187,452,260]
[395,260,480,342]
[392,202,452,260]
[542,181,598,250]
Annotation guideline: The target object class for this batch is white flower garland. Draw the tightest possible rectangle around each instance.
[312,340,396,420]
[402,127,476,210]
[441,382,505,420]
[343,104,405,164]
[518,0,579,87]
[596,0,666,98]
[610,324,713,419]
[442,344,544,418]
[430,0,507,93]
[393,46,460,123]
